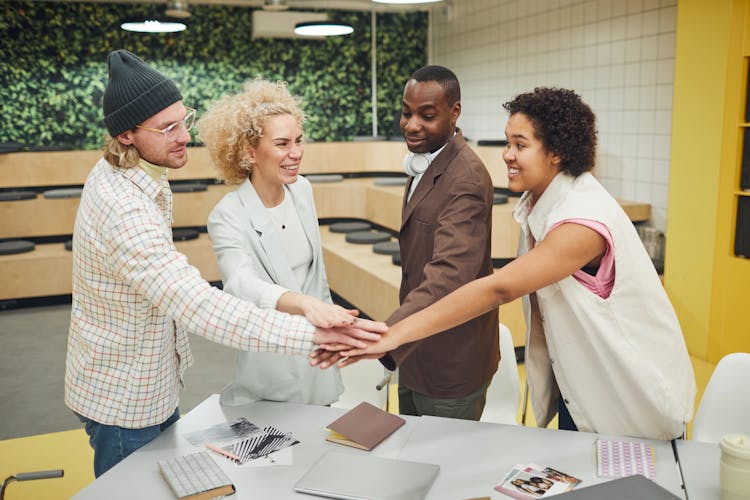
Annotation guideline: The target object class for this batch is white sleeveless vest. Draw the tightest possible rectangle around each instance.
[514,172,696,439]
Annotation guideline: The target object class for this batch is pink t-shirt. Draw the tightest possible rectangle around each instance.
[550,219,615,299]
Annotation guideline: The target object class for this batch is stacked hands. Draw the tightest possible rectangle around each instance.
[304,297,392,369]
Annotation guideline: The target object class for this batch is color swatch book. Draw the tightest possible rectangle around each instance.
[596,438,656,480]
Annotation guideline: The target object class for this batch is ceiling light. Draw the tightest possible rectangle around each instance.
[165,0,191,18]
[120,17,187,33]
[372,0,443,3]
[263,0,289,11]
[294,21,353,37]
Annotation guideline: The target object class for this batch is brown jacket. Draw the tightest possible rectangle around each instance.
[384,130,499,398]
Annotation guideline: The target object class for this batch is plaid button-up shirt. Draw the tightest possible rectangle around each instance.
[65,159,316,428]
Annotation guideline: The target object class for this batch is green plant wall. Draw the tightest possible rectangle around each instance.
[0,2,426,150]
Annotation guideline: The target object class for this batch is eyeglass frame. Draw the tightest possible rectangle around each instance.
[135,107,196,141]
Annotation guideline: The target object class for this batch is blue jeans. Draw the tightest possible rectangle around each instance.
[558,397,578,432]
[77,408,180,477]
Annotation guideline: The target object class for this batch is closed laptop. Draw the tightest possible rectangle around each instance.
[294,451,440,500]
[556,474,681,500]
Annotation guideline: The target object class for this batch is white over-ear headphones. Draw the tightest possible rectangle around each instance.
[403,152,431,176]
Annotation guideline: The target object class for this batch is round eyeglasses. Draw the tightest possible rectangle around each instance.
[136,107,196,141]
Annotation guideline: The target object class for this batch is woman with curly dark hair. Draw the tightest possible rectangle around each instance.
[319,87,696,440]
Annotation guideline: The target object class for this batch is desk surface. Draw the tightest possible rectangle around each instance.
[72,395,685,500]
[675,439,720,500]
[398,415,684,500]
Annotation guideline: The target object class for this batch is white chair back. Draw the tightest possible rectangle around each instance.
[332,360,391,411]
[692,352,750,443]
[480,324,521,424]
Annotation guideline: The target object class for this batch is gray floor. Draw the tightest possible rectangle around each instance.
[0,303,237,440]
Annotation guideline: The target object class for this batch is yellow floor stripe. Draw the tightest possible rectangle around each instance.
[0,429,93,500]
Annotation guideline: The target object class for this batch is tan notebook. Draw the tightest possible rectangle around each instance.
[326,401,405,451]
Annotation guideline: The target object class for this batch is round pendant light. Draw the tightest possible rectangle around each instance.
[120,17,187,33]
[294,21,353,37]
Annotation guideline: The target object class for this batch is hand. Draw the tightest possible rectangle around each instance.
[312,318,387,350]
[300,296,359,328]
[309,349,383,369]
[314,328,399,365]
[309,349,345,368]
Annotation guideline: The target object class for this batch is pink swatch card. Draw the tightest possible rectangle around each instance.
[596,438,656,480]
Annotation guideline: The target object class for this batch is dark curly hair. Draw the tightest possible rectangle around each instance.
[502,87,597,176]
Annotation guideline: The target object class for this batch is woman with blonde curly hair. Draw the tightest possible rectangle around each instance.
[199,79,355,406]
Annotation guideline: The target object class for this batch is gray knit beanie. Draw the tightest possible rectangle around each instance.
[103,50,183,137]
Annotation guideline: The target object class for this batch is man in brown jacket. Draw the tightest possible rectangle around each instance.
[380,65,499,420]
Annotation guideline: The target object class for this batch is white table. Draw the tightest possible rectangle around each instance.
[72,395,685,499]
[396,415,685,499]
[674,439,721,500]
[72,395,420,499]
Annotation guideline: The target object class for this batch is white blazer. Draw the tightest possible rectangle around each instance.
[207,176,344,406]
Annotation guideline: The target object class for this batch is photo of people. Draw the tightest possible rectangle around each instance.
[496,466,573,499]
[542,466,582,487]
[496,463,582,499]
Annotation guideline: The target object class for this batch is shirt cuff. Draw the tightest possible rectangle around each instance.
[260,284,288,310]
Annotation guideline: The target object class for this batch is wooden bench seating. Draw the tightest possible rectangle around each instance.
[0,183,235,239]
[0,234,220,301]
[0,142,650,347]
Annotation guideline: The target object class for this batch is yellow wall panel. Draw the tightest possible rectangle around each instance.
[668,0,750,363]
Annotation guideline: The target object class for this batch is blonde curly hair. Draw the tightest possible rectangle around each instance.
[197,78,306,185]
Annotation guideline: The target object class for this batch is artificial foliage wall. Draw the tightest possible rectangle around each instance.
[0,2,427,150]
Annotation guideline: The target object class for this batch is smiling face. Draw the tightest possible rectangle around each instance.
[248,113,304,190]
[117,101,191,169]
[400,79,460,154]
[503,112,562,199]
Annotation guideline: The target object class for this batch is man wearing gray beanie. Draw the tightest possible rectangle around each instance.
[65,49,386,477]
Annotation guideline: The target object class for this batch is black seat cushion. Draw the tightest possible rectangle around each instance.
[0,191,37,201]
[345,230,391,244]
[352,135,388,142]
[477,139,508,146]
[64,239,73,251]
[0,240,35,255]
[391,253,401,266]
[172,228,200,241]
[0,143,25,154]
[43,188,83,199]
[330,221,372,233]
[373,240,400,256]
[171,183,208,193]
[305,174,344,183]
[493,193,509,205]
[373,177,407,187]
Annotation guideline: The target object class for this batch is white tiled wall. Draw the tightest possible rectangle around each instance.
[429,0,677,230]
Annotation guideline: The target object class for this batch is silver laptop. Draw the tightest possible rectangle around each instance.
[294,451,440,500]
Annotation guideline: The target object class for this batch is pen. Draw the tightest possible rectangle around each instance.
[205,442,240,461]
